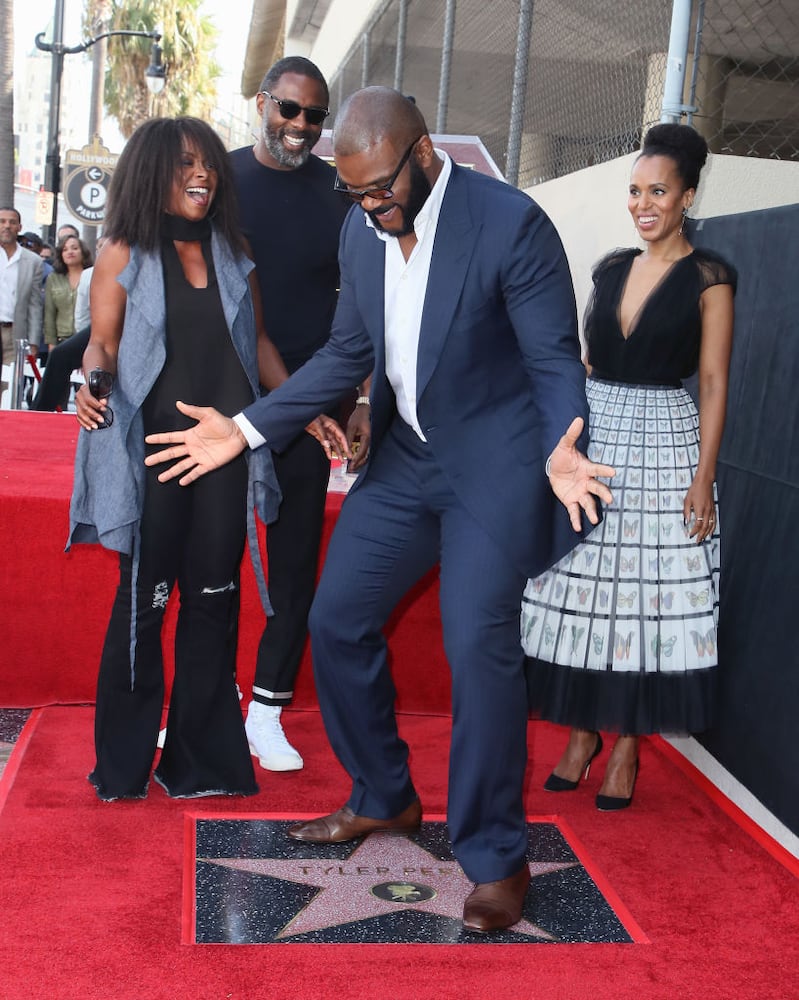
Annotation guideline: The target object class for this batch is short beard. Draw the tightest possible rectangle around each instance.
[262,117,314,169]
[367,159,432,238]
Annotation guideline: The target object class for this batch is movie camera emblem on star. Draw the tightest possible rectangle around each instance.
[371,881,437,903]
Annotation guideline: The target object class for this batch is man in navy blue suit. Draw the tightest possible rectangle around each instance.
[142,87,614,933]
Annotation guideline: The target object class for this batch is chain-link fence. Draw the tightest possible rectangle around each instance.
[329,0,799,188]
[691,0,799,160]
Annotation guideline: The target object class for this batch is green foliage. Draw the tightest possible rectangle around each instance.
[86,0,221,138]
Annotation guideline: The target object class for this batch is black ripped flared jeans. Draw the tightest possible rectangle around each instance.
[89,453,257,800]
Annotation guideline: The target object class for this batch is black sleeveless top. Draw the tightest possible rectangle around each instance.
[142,216,252,433]
[585,246,737,386]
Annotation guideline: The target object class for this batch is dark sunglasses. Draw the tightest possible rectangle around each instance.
[333,137,422,203]
[88,368,114,429]
[261,90,329,127]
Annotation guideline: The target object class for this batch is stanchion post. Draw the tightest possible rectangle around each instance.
[10,340,30,410]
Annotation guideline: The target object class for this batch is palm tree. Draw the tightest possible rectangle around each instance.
[0,0,15,205]
[87,0,221,138]
[84,0,112,140]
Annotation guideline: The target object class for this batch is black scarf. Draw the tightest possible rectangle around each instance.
[161,213,211,242]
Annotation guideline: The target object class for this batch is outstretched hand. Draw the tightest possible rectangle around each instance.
[548,417,615,531]
[144,400,247,485]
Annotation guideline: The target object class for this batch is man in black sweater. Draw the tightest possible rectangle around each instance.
[230,57,369,771]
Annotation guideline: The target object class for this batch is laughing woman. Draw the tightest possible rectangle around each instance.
[521,124,736,810]
[69,117,294,801]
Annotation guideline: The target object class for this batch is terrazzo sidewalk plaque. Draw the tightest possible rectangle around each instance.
[186,814,647,945]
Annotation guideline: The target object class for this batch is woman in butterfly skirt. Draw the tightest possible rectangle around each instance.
[521,123,736,809]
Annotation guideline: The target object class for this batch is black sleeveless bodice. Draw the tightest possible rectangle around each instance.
[585,246,737,386]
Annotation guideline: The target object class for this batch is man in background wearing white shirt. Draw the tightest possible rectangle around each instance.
[0,207,43,400]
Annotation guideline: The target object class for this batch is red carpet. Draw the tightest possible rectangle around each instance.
[0,707,797,999]
[3,413,798,996]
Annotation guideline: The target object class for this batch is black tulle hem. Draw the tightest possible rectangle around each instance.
[525,656,717,735]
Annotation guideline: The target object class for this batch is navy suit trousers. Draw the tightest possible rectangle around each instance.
[308,416,529,883]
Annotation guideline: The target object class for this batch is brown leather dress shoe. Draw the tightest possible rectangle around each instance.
[287,799,422,843]
[462,865,532,933]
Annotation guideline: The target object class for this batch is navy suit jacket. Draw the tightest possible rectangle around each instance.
[243,161,591,577]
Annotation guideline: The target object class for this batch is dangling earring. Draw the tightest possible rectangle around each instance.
[679,207,688,237]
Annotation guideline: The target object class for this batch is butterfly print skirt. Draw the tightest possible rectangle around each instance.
[521,379,719,734]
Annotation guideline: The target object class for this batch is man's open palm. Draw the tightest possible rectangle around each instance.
[548,417,615,531]
[144,401,247,485]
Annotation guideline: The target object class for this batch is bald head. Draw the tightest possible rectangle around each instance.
[333,87,428,157]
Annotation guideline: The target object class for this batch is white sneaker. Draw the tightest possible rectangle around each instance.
[245,702,303,771]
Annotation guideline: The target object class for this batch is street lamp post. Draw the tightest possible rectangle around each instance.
[35,0,166,245]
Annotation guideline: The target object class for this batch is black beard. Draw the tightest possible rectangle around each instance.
[367,159,432,237]
[262,119,315,169]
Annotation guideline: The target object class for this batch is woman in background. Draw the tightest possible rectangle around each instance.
[33,238,108,412]
[43,234,91,352]
[522,123,736,809]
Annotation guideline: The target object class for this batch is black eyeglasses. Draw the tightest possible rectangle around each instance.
[260,90,329,126]
[333,137,422,202]
[88,368,114,429]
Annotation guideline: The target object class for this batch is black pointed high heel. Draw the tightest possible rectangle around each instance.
[595,759,639,811]
[544,733,603,791]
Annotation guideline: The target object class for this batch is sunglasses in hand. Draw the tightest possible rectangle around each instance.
[88,368,114,429]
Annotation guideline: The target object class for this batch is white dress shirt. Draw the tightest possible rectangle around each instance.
[369,149,451,441]
[234,150,453,450]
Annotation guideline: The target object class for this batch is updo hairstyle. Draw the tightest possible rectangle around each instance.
[640,123,708,191]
